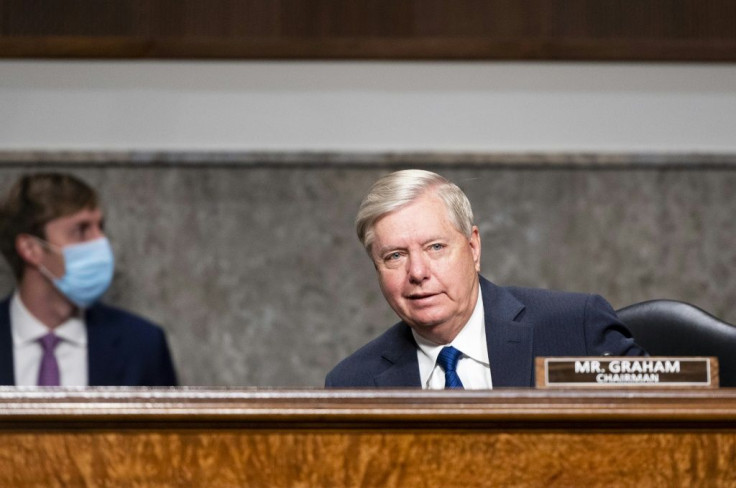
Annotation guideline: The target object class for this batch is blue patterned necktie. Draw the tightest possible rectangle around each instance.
[437,346,464,389]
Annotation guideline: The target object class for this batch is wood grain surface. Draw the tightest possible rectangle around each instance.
[0,388,734,487]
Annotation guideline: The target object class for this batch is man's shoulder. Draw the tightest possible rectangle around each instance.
[87,302,178,386]
[337,322,408,362]
[481,276,591,306]
[485,279,613,324]
[0,295,10,317]
[504,285,592,307]
[487,281,642,356]
[86,302,165,336]
[325,322,410,387]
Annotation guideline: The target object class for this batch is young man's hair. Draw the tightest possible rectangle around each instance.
[0,173,98,279]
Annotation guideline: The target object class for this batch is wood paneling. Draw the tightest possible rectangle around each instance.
[0,388,735,486]
[0,0,734,60]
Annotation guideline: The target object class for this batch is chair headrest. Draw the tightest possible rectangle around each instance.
[617,300,733,336]
[616,299,736,386]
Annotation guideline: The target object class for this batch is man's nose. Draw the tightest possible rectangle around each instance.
[90,224,106,240]
[407,253,430,283]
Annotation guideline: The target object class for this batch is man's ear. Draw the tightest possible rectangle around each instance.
[469,226,481,272]
[15,234,44,267]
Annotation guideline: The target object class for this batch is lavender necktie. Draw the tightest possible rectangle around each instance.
[37,333,61,386]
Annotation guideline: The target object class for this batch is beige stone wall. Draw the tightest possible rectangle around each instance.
[1,154,734,386]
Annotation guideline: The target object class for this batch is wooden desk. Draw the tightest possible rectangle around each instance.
[0,388,735,487]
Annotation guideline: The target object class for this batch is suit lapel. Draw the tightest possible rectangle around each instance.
[481,278,534,387]
[371,278,536,388]
[86,305,123,386]
[0,298,16,385]
[373,324,422,387]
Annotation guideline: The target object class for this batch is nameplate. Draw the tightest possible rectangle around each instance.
[535,357,718,388]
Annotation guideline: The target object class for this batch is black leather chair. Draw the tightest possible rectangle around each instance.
[616,300,736,387]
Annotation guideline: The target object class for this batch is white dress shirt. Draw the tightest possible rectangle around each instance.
[412,286,493,389]
[10,292,89,386]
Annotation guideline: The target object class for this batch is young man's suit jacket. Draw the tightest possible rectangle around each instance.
[0,296,178,386]
[326,276,645,387]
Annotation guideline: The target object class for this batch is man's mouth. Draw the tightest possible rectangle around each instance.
[407,292,439,301]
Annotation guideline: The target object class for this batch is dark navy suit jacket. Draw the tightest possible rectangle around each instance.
[326,276,645,387]
[0,296,178,386]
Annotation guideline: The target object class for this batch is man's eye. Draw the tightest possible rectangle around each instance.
[430,243,444,251]
[383,251,405,263]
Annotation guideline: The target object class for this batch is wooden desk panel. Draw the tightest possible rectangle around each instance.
[0,388,735,487]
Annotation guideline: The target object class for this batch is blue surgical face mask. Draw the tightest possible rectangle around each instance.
[37,237,115,308]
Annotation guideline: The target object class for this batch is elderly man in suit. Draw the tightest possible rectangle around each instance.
[326,169,645,388]
[0,173,177,386]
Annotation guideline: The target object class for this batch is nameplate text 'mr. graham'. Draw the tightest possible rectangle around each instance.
[535,357,718,388]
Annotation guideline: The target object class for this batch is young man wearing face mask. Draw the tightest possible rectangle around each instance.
[0,173,177,386]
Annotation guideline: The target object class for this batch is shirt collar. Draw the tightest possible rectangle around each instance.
[450,290,489,365]
[412,286,488,382]
[10,291,87,346]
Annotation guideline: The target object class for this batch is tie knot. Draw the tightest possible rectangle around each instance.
[39,333,61,352]
[437,346,463,373]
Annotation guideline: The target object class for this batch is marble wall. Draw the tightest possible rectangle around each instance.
[1,155,734,386]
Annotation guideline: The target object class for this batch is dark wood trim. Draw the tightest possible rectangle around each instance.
[1,1,735,61]
[2,37,736,61]
[1,387,736,427]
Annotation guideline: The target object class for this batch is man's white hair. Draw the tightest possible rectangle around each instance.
[356,169,474,253]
